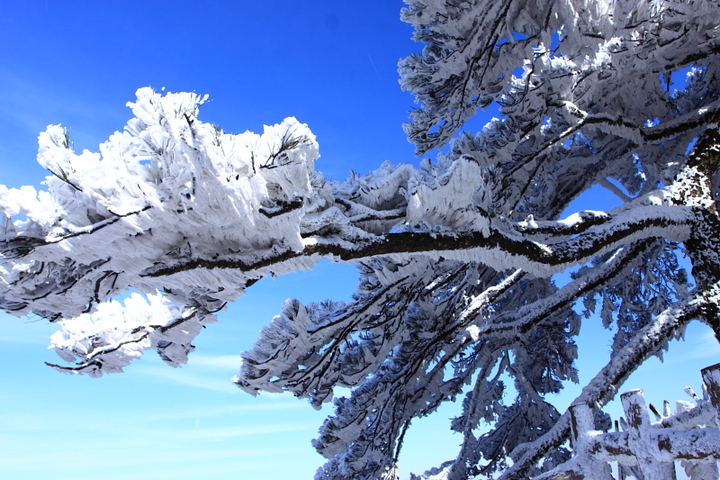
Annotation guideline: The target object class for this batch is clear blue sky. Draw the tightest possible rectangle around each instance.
[0,2,717,479]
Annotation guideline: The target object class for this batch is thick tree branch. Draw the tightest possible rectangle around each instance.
[141,204,693,280]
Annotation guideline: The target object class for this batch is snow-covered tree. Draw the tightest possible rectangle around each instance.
[2,0,720,478]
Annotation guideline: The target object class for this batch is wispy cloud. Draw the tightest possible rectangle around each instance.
[173,422,317,440]
[188,353,242,370]
[0,398,321,473]
[137,397,310,423]
[0,67,128,141]
[0,398,310,436]
[0,311,59,346]
[678,327,720,361]
[134,363,240,394]
[0,440,311,470]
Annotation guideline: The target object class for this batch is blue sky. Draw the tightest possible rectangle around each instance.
[0,2,718,479]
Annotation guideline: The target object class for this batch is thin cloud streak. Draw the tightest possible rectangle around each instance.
[0,442,310,470]
[188,353,242,370]
[173,422,317,440]
[0,67,128,133]
[0,311,59,346]
[680,327,720,361]
[134,363,240,394]
[0,393,310,433]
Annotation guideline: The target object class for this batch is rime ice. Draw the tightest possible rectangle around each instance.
[3,0,720,479]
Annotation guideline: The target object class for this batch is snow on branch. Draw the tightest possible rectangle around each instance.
[46,292,219,377]
[1,83,703,382]
[0,87,323,321]
[4,1,720,478]
[141,200,695,282]
[498,282,718,480]
[400,0,720,155]
[532,367,720,480]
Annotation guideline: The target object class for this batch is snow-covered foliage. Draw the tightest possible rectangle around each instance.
[534,370,720,480]
[2,0,720,478]
[47,292,211,377]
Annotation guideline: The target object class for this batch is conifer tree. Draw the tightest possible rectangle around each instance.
[2,0,719,478]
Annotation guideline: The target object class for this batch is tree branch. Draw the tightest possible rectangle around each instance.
[500,286,710,480]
